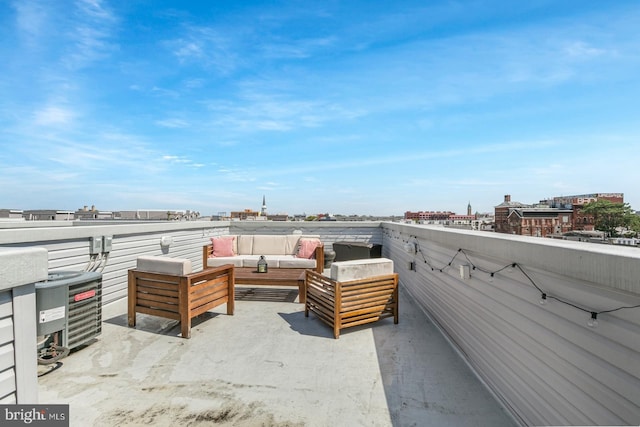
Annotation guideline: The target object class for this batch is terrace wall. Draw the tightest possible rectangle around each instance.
[382,222,640,426]
[0,221,381,305]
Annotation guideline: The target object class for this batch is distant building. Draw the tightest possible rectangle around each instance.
[231,209,262,220]
[548,230,606,243]
[495,193,624,237]
[404,208,476,229]
[75,205,113,220]
[472,213,495,232]
[495,195,572,237]
[117,210,199,221]
[494,195,528,234]
[549,193,624,231]
[0,209,23,220]
[609,237,640,247]
[23,210,75,221]
[404,211,454,222]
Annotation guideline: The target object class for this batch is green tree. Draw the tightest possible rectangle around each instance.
[581,200,635,237]
[627,213,640,237]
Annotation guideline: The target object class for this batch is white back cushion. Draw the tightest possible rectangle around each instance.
[252,235,288,255]
[137,255,192,276]
[237,235,254,255]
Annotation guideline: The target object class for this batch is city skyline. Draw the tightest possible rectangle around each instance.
[2,1,639,216]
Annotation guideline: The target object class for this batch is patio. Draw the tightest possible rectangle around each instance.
[37,285,515,427]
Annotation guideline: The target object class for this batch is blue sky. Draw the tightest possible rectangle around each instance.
[1,1,639,216]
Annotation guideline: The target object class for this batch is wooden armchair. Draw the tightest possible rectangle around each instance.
[128,256,234,339]
[305,258,398,339]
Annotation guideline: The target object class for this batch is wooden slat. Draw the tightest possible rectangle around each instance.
[189,279,228,299]
[134,306,181,320]
[136,291,179,305]
[136,296,179,311]
[342,289,396,304]
[136,278,180,290]
[190,287,229,307]
[341,304,392,319]
[342,313,393,328]
[136,285,178,298]
[190,296,229,317]
[307,300,335,318]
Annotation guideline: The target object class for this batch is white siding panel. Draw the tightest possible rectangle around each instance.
[0,291,11,318]
[0,368,16,402]
[0,290,15,403]
[0,342,14,374]
[0,316,13,346]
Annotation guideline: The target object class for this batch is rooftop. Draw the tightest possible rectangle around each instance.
[2,220,639,426]
[37,286,514,426]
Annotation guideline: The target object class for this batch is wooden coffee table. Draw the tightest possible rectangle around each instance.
[233,268,308,303]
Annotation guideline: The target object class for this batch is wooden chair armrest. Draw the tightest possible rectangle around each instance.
[314,243,325,273]
[202,244,214,268]
[188,263,234,282]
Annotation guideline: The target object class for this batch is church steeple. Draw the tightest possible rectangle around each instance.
[260,195,267,216]
[467,201,472,216]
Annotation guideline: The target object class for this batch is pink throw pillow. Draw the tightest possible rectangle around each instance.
[297,238,320,259]
[211,236,235,257]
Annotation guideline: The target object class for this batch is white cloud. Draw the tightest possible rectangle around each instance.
[33,106,75,126]
[174,41,202,61]
[564,41,606,58]
[62,0,118,69]
[155,118,190,128]
[166,26,239,74]
[12,0,48,41]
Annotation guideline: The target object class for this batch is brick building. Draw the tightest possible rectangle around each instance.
[404,208,476,228]
[550,193,624,231]
[495,193,624,236]
[404,211,453,221]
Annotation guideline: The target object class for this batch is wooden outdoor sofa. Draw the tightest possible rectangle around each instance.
[203,235,324,297]
[305,258,399,338]
[202,234,324,273]
[128,256,234,339]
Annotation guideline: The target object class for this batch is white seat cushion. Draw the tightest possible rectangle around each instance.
[330,258,394,281]
[207,257,243,268]
[278,257,317,269]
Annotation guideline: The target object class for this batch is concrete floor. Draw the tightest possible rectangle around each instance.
[38,286,516,427]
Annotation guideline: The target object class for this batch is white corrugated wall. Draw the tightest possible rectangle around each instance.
[383,223,640,426]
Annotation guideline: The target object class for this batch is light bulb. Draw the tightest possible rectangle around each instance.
[587,312,598,328]
[539,293,547,305]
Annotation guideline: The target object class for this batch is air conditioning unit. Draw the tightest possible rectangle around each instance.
[35,271,102,363]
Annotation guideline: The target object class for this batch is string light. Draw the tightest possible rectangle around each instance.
[397,233,640,328]
[539,293,547,305]
[587,312,599,328]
